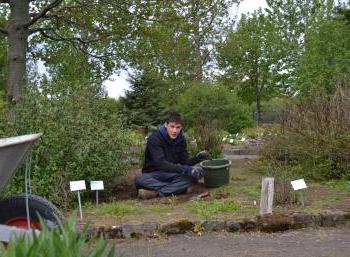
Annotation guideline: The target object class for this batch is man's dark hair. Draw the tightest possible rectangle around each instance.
[165,112,183,125]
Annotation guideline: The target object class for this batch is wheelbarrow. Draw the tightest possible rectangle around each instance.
[0,134,63,242]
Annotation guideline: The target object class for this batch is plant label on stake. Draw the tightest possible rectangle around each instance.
[90,181,104,207]
[69,180,86,220]
[291,179,307,206]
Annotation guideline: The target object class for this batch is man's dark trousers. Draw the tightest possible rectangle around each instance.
[135,171,197,196]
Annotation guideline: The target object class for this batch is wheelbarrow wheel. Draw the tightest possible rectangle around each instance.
[0,194,63,230]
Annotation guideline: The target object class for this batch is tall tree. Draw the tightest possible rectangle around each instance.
[128,0,240,98]
[297,6,350,96]
[218,10,284,123]
[0,0,137,106]
[266,0,335,92]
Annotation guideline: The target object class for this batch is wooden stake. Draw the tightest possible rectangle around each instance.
[260,177,274,215]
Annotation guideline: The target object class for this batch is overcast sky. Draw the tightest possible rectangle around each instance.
[104,0,268,99]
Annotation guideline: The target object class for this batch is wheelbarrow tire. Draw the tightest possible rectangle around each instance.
[0,194,63,229]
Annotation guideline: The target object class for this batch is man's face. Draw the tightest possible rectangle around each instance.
[165,122,182,139]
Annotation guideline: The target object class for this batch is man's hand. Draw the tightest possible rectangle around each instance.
[196,150,211,161]
[190,166,204,179]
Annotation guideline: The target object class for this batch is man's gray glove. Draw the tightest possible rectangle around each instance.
[190,166,204,179]
[196,150,211,161]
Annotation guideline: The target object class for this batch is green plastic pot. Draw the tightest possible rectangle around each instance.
[200,159,232,188]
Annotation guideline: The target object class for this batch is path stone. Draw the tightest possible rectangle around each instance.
[122,223,158,238]
[240,217,257,231]
[105,225,123,239]
[201,220,226,231]
[321,211,346,227]
[293,213,321,227]
[226,220,241,232]
[258,214,293,232]
[159,219,195,235]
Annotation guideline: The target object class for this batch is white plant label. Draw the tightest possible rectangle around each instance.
[291,179,307,191]
[69,180,86,191]
[90,180,104,191]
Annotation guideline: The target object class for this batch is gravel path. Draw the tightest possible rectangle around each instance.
[114,226,350,257]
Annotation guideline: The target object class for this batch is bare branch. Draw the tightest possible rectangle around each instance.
[0,26,8,35]
[26,0,63,27]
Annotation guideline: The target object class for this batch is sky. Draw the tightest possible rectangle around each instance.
[104,0,268,99]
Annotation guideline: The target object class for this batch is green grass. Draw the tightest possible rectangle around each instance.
[322,179,350,190]
[186,199,239,219]
[240,184,261,199]
[98,201,143,217]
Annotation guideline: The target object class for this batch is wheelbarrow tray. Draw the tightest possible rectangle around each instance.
[0,134,41,194]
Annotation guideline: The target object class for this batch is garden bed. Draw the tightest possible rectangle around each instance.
[78,156,350,228]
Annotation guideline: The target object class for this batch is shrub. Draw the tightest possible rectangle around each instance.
[186,125,224,158]
[0,82,134,209]
[260,83,350,181]
[176,83,231,127]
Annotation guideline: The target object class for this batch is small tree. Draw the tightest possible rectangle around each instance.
[120,73,166,129]
[218,10,286,124]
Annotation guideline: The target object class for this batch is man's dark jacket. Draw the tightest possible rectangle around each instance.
[142,125,199,174]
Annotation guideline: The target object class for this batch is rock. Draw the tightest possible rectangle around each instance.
[105,225,123,239]
[201,220,226,231]
[122,223,158,238]
[258,214,293,232]
[293,213,321,228]
[240,217,257,231]
[226,220,241,232]
[159,219,195,235]
[321,211,346,227]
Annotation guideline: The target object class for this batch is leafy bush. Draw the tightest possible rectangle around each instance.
[186,126,224,158]
[176,83,231,127]
[0,82,134,209]
[261,84,350,181]
[226,111,255,134]
[0,217,116,257]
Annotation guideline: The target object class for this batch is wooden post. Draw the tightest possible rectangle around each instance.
[260,177,274,215]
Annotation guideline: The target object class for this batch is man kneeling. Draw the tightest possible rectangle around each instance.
[134,112,210,199]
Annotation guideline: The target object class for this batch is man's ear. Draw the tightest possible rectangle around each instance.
[164,122,168,128]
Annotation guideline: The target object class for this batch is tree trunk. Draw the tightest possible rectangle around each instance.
[7,0,30,104]
[256,95,262,125]
[192,0,203,81]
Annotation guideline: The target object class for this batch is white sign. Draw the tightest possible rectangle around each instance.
[291,179,307,191]
[69,180,86,191]
[90,181,104,191]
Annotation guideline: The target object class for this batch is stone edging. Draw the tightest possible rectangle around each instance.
[86,210,350,239]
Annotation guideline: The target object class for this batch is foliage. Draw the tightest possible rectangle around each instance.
[0,0,138,104]
[260,84,350,181]
[177,83,254,157]
[177,83,245,129]
[297,12,350,96]
[0,217,116,257]
[186,126,224,159]
[0,81,133,209]
[119,73,166,128]
[218,9,285,123]
[226,111,255,134]
[128,0,240,101]
[266,0,335,92]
